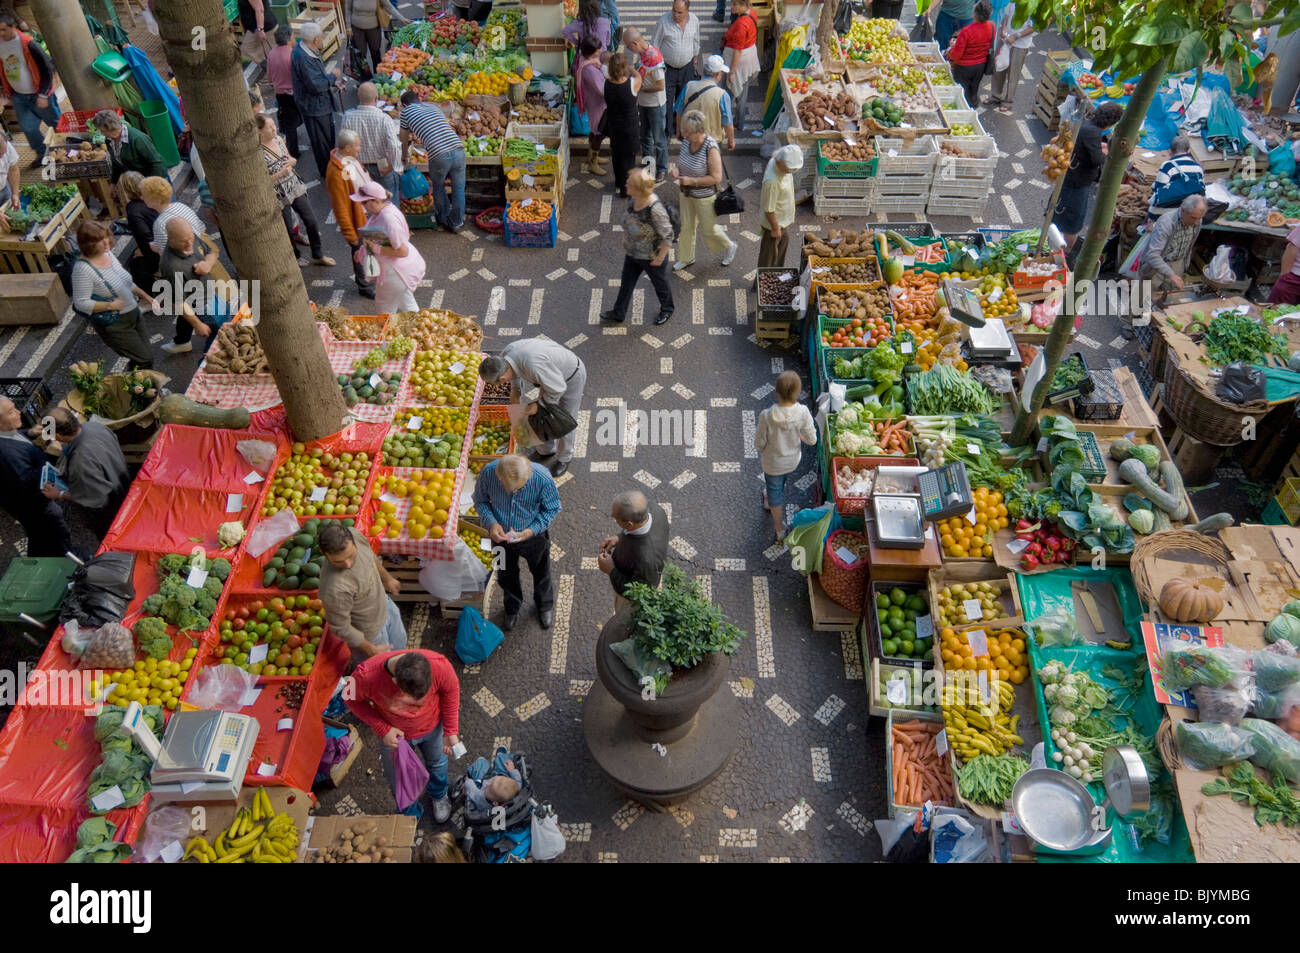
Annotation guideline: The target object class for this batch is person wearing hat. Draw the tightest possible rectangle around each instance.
[352,180,427,314]
[758,145,802,268]
[674,54,734,150]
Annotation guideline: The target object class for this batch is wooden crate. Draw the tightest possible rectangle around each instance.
[808,573,859,631]
[0,190,85,275]
[0,272,69,325]
[1032,97,1060,131]
[756,318,798,344]
[380,554,497,614]
[291,1,341,59]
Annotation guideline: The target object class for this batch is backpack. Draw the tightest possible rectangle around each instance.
[633,195,681,243]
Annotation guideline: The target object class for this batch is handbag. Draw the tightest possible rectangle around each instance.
[376,3,391,28]
[74,260,123,327]
[982,24,998,76]
[530,401,578,443]
[713,154,745,215]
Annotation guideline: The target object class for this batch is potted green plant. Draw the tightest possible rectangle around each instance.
[596,565,746,743]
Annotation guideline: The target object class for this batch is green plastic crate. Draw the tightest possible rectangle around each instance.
[876,234,951,274]
[0,557,75,643]
[1075,430,1107,482]
[817,314,894,349]
[815,139,878,179]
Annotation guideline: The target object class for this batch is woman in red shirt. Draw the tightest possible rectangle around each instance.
[946,0,994,112]
[722,0,760,134]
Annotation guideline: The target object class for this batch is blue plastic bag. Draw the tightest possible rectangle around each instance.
[1269,142,1296,180]
[569,103,590,136]
[455,606,504,665]
[400,166,432,200]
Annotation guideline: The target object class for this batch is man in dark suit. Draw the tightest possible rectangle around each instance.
[0,397,70,557]
[598,490,670,611]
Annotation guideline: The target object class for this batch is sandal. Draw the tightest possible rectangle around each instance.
[997,104,1013,114]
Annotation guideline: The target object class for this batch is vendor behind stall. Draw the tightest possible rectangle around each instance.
[1269,224,1300,305]
[1140,194,1206,306]
[1148,136,1205,221]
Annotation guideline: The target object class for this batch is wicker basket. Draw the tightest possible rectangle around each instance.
[820,530,869,613]
[1155,717,1182,773]
[1129,530,1230,614]
[1161,346,1269,446]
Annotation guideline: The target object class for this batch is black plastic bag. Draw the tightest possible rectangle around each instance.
[530,402,578,443]
[1218,363,1266,404]
[909,14,933,41]
[60,552,136,628]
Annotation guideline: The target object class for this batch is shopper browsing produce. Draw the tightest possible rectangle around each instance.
[755,371,817,542]
[159,217,226,356]
[0,397,71,558]
[317,520,407,664]
[71,220,159,371]
[945,0,994,111]
[353,180,427,314]
[341,81,403,199]
[398,91,466,232]
[478,338,587,477]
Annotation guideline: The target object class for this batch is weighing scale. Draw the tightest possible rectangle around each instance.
[1010,746,1151,856]
[871,495,926,549]
[120,701,259,803]
[941,279,986,328]
[964,318,1020,367]
[917,461,975,522]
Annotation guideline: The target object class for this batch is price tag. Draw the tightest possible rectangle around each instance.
[834,545,859,565]
[963,598,984,621]
[844,136,857,147]
[468,111,481,120]
[811,267,829,274]
[829,237,843,245]
[779,272,794,282]
[1124,430,1137,441]
[886,678,908,705]
[406,415,424,431]
[520,197,533,207]
[390,71,403,82]
[935,729,949,756]
[226,493,243,513]
[186,566,209,588]
[479,536,493,552]
[159,840,184,864]
[449,361,466,375]
[822,114,836,126]
[277,718,294,732]
[90,784,125,812]
[965,507,977,525]
[1005,537,1030,555]
[369,372,382,389]
[380,492,401,505]
[535,142,544,153]
[966,628,989,657]
[522,174,535,186]
[900,341,913,354]
[978,670,993,704]
[967,442,981,455]
[915,615,933,639]
[244,471,264,484]
[256,762,277,777]
[309,487,327,502]
[248,643,269,664]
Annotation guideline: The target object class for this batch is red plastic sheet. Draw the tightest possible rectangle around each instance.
[0,706,149,861]
[136,423,278,491]
[102,483,258,553]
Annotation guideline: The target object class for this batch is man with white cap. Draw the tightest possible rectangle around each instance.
[674,54,734,149]
[758,145,803,268]
[351,180,427,314]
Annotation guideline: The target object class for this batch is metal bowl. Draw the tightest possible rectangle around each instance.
[1010,768,1101,853]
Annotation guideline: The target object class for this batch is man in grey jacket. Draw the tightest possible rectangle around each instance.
[1140,194,1206,307]
[479,339,586,478]
[41,409,131,542]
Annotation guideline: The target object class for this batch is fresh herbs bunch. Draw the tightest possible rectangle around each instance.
[1202,312,1288,367]
[624,564,746,690]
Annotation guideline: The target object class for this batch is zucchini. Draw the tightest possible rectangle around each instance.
[884,229,916,255]
[1118,458,1189,519]
[1189,512,1234,535]
[159,393,251,430]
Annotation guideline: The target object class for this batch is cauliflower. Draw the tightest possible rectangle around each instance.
[1043,683,1059,701]
[217,522,245,549]
[1050,705,1078,726]
[1038,660,1065,684]
[836,406,859,426]
[835,431,867,455]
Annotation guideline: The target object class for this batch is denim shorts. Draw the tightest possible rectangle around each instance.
[764,471,789,508]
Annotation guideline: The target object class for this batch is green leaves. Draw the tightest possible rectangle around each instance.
[625,565,747,675]
[1132,19,1189,46]
[1171,32,1210,73]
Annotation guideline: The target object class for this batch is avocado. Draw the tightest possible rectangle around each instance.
[263,568,278,587]
[283,575,300,590]
[288,546,306,562]
[293,533,314,547]
[301,575,320,590]
[269,556,285,569]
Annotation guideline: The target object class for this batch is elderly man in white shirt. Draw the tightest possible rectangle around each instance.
[341,81,403,200]
[651,0,701,143]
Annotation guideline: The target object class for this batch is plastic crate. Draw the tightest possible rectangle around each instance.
[56,108,121,134]
[502,137,564,176]
[865,222,936,239]
[51,156,111,180]
[926,194,992,220]
[1073,368,1124,421]
[1046,351,1093,403]
[0,377,52,428]
[818,313,894,348]
[808,257,880,292]
[930,84,967,110]
[1075,430,1108,482]
[815,138,879,178]
[502,201,558,247]
[815,175,875,199]
[907,41,943,65]
[977,226,1022,244]
[933,136,999,181]
[832,454,919,516]
[874,136,938,178]
[877,233,949,273]
[755,266,803,318]
[814,193,875,217]
[1012,250,1068,290]
[941,108,986,138]
[405,211,439,229]
[941,231,985,250]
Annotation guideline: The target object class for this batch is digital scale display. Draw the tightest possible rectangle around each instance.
[917,461,975,522]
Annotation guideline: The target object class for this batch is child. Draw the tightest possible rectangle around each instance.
[754,370,816,541]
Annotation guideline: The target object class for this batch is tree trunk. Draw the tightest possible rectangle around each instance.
[153,0,348,443]
[1010,56,1169,446]
[29,0,117,112]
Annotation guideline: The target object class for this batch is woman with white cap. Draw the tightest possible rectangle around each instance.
[758,145,802,268]
[351,180,427,314]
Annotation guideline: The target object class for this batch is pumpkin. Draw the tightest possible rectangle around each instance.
[1267,211,1286,228]
[1159,577,1224,623]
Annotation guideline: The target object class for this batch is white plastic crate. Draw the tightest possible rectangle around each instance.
[927,194,992,220]
[930,85,968,110]
[505,116,566,141]
[908,41,943,65]
[873,193,930,214]
[874,135,938,177]
[815,193,875,217]
[940,108,986,138]
[815,176,875,199]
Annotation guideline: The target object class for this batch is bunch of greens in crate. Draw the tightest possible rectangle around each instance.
[833,333,909,394]
[907,364,999,415]
[1201,312,1287,367]
[21,183,77,219]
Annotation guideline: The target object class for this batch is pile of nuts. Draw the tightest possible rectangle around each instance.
[758,270,799,306]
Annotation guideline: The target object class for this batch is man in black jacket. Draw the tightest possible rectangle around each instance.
[291,21,341,178]
[0,397,71,557]
[598,491,670,611]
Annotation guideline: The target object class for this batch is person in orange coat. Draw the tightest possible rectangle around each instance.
[326,128,376,299]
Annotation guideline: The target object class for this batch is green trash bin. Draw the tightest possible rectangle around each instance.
[0,557,76,647]
[140,100,181,169]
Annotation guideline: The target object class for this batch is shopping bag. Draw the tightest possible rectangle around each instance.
[530,401,578,442]
[1119,235,1147,279]
[400,166,432,200]
[455,606,505,665]
[994,43,1011,73]
[419,537,488,600]
[530,807,567,861]
[393,740,430,811]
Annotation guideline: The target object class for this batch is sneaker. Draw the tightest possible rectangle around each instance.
[432,796,452,824]
[673,259,695,272]
[161,341,192,355]
[721,240,738,266]
[312,255,336,267]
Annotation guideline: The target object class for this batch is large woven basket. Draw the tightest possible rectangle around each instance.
[1156,717,1182,773]
[1162,344,1269,446]
[1130,530,1230,617]
[820,530,869,613]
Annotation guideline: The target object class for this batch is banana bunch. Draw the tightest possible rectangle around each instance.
[183,787,300,863]
[941,676,1025,760]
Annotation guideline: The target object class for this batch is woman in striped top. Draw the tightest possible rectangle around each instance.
[670,109,737,271]
[72,219,158,370]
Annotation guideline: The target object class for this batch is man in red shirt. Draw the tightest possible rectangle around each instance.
[265,25,301,161]
[347,649,462,822]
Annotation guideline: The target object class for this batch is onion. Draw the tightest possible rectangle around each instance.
[1052,751,1063,763]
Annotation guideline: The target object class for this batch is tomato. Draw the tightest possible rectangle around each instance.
[236,606,250,619]
[249,600,264,613]
[268,598,285,614]
[308,599,323,612]
[233,618,246,630]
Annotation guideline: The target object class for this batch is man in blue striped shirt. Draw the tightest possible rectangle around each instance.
[472,454,562,631]
[398,92,467,232]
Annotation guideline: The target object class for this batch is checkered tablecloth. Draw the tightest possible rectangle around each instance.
[325,340,415,423]
[185,370,283,411]
[363,465,464,561]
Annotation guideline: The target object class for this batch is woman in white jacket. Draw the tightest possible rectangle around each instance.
[754,371,817,541]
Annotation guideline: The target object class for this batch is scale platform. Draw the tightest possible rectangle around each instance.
[122,704,259,803]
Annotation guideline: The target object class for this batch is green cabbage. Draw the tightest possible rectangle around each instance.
[1266,612,1300,648]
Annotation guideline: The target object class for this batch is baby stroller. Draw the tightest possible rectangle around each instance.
[454,747,536,863]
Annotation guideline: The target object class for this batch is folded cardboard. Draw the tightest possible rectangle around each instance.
[305,813,418,863]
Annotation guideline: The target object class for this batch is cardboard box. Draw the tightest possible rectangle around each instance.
[305,813,418,863]
[186,786,313,861]
[1174,766,1300,862]
[0,273,68,325]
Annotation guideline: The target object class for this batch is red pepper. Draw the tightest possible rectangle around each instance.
[1026,541,1043,557]
[1015,519,1034,532]
[1021,553,1040,569]
[1044,535,1062,551]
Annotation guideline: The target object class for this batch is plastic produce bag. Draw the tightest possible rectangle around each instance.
[1253,649,1300,692]
[785,503,842,577]
[1218,364,1266,404]
[245,506,300,558]
[530,804,566,861]
[931,810,988,863]
[1191,683,1254,725]
[76,621,136,670]
[135,805,192,863]
[1159,643,1251,694]
[1204,245,1236,282]
[187,663,257,712]
[609,637,672,691]
[418,537,487,601]
[393,740,430,811]
[60,552,137,628]
[235,439,277,472]
[1027,612,1083,647]
[454,606,504,665]
[1239,717,1300,783]
[1269,141,1296,179]
[1174,720,1256,770]
[400,166,431,200]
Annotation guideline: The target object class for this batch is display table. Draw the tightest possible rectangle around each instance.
[865,520,942,583]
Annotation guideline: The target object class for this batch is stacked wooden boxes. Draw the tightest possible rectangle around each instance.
[291,1,342,60]
[503,128,568,212]
[0,189,85,275]
[928,136,998,219]
[1032,51,1075,131]
[871,135,937,216]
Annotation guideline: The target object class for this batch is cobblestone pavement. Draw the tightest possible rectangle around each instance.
[0,20,1254,861]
